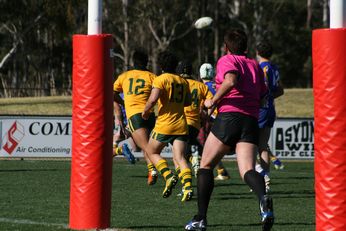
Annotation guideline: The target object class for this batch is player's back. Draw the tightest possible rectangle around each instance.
[215,54,267,119]
[114,69,156,118]
[184,78,212,129]
[261,62,279,88]
[153,73,189,135]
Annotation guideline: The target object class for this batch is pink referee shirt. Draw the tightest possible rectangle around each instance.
[215,54,267,119]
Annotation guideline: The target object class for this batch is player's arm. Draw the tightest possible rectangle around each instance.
[142,87,160,120]
[114,91,124,106]
[273,81,284,99]
[202,87,216,116]
[113,101,127,135]
[204,72,237,108]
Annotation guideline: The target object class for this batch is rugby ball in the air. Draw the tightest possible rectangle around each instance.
[194,17,213,29]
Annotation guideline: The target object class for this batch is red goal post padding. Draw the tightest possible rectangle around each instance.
[70,34,114,230]
[313,28,346,231]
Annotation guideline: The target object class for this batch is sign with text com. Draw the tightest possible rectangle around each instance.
[0,116,314,159]
[0,116,71,157]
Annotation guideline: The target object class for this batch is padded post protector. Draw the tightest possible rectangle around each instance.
[70,34,114,230]
[313,28,346,231]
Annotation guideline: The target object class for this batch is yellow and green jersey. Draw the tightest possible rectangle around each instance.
[152,73,190,135]
[114,69,156,118]
[184,78,213,129]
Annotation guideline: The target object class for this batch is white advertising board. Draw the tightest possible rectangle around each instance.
[0,116,71,157]
[0,116,314,160]
[269,118,314,159]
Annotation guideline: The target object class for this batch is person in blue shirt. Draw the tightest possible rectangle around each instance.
[256,41,284,192]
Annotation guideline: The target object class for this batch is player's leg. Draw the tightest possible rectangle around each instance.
[258,127,271,172]
[241,112,274,230]
[172,155,184,196]
[260,108,284,170]
[214,160,231,180]
[185,132,230,230]
[236,141,274,230]
[145,134,178,198]
[112,120,136,164]
[121,137,136,164]
[187,126,202,177]
[200,120,230,181]
[129,113,158,184]
[237,142,265,195]
[131,128,158,185]
[258,127,272,191]
[269,148,284,170]
[113,119,124,156]
[172,138,193,202]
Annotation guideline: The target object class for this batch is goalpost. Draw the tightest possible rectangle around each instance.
[69,0,114,229]
[313,0,346,230]
[67,0,346,230]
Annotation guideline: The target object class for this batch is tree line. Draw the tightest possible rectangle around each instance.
[0,0,328,97]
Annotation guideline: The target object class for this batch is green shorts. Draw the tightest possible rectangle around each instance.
[128,112,155,133]
[150,131,188,145]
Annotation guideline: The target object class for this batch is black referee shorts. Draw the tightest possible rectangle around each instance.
[211,112,259,150]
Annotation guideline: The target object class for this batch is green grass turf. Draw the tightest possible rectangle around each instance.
[0,159,315,231]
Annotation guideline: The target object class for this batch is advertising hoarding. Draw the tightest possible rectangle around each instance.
[0,116,314,160]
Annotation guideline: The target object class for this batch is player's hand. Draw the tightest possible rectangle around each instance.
[204,99,214,109]
[142,111,149,120]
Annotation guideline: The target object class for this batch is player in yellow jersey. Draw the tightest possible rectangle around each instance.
[114,49,158,185]
[142,51,193,201]
[176,61,213,178]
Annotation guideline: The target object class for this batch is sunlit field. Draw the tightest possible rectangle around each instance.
[0,89,314,230]
[0,159,314,231]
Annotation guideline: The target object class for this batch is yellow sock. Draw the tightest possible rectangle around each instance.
[189,156,193,163]
[217,168,224,175]
[180,168,192,190]
[156,159,173,181]
[270,156,278,162]
[147,163,155,172]
[175,167,181,176]
[113,143,122,156]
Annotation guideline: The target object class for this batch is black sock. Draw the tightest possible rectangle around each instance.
[244,169,266,200]
[196,168,214,220]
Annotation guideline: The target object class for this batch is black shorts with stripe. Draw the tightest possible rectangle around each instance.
[128,112,155,133]
[211,112,259,150]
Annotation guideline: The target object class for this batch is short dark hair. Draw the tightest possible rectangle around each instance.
[176,60,192,77]
[158,51,178,73]
[256,41,273,59]
[133,49,148,68]
[224,29,248,55]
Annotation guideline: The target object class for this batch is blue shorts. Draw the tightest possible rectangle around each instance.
[258,107,276,128]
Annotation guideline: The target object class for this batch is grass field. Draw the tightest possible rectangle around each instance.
[0,88,313,118]
[0,159,315,231]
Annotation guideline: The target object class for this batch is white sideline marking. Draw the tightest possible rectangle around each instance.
[101,229,133,231]
[0,217,68,229]
[0,217,133,231]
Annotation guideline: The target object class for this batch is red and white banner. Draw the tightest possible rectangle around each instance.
[0,116,71,157]
[0,116,314,159]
